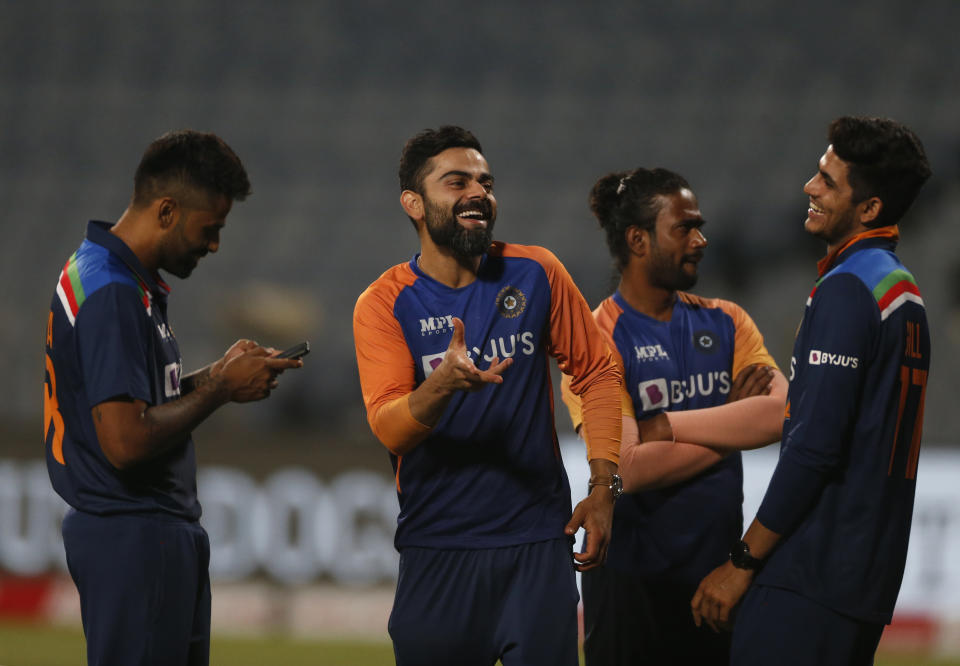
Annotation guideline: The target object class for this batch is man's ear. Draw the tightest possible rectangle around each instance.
[626,225,647,258]
[858,196,883,226]
[156,197,180,229]
[400,190,423,221]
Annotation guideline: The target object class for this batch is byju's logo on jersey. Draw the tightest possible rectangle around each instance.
[164,361,182,398]
[421,352,446,378]
[808,349,859,369]
[638,379,669,411]
[638,371,732,411]
[693,330,717,354]
[419,315,455,336]
[496,286,527,319]
[635,345,670,362]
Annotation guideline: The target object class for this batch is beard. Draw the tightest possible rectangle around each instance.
[648,244,700,292]
[158,220,205,279]
[423,197,496,259]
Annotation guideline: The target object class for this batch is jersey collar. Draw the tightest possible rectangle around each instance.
[86,220,171,296]
[816,226,900,278]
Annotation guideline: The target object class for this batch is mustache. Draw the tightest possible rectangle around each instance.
[453,200,493,218]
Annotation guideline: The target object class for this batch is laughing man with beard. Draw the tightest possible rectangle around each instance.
[353,126,623,666]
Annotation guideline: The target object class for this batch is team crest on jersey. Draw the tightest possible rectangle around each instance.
[496,286,527,319]
[693,330,717,354]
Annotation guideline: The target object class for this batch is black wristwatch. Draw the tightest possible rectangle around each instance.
[588,473,623,499]
[729,539,763,571]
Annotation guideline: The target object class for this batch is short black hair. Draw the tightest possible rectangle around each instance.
[133,130,251,208]
[828,116,931,227]
[589,167,691,273]
[398,126,483,194]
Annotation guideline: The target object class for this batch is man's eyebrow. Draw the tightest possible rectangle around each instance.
[437,170,494,183]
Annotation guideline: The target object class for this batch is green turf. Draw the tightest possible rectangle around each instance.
[0,622,394,666]
[3,620,960,666]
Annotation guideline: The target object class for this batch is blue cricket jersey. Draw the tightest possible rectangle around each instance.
[756,229,930,623]
[565,290,777,584]
[354,242,621,551]
[43,221,200,520]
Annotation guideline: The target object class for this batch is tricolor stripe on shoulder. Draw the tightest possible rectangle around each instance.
[874,270,922,321]
[811,247,923,320]
[55,242,151,327]
[56,254,86,326]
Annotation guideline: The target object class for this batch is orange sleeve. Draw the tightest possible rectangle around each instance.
[353,265,432,455]
[720,299,778,375]
[559,299,634,438]
[506,246,622,463]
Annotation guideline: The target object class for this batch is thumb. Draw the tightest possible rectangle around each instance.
[448,317,465,351]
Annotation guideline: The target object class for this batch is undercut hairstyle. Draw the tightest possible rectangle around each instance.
[828,116,931,227]
[132,130,251,208]
[589,167,690,273]
[398,126,483,194]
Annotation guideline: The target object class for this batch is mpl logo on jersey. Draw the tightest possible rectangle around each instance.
[808,349,859,369]
[419,315,455,336]
[421,352,446,378]
[635,344,670,362]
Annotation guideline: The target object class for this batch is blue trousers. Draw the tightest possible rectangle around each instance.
[732,584,884,666]
[62,509,211,666]
[582,564,730,665]
[389,538,579,666]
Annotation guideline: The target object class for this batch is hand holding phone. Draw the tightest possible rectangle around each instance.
[276,341,310,360]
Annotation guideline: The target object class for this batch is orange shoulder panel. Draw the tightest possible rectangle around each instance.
[560,297,634,438]
[678,293,777,376]
[353,264,431,453]
[500,244,622,463]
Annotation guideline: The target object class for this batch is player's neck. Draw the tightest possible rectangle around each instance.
[110,207,161,273]
[416,244,481,289]
[618,275,676,322]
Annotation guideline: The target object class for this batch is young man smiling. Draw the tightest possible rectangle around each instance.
[691,116,932,666]
[353,126,622,666]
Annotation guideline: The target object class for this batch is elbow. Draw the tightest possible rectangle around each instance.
[100,441,138,470]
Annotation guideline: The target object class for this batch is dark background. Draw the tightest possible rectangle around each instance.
[4,0,958,472]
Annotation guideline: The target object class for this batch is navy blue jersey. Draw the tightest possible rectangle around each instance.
[354,242,620,551]
[757,230,930,623]
[565,290,776,584]
[44,221,200,520]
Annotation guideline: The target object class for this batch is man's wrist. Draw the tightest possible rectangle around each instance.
[729,539,764,571]
[588,473,623,500]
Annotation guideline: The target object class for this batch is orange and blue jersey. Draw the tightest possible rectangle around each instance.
[353,242,621,550]
[756,228,929,624]
[43,221,200,520]
[564,290,776,584]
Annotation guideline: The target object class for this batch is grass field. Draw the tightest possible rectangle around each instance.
[3,621,960,666]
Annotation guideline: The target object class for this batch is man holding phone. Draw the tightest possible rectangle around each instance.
[43,130,303,666]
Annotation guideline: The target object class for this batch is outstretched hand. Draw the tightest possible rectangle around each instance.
[429,317,513,392]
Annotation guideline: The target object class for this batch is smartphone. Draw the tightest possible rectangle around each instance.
[276,341,310,360]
